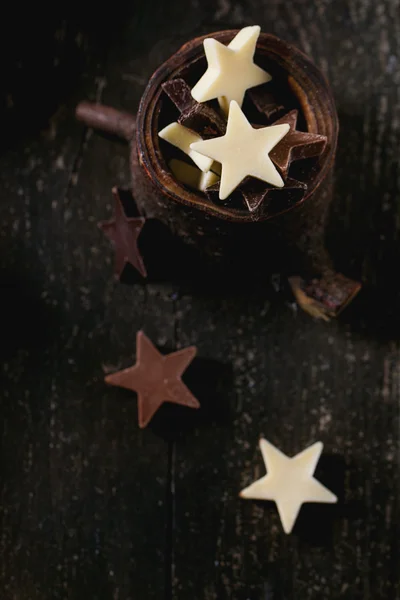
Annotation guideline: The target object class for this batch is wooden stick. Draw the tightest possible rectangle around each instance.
[75,102,136,141]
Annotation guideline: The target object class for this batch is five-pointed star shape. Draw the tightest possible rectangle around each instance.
[105,331,200,428]
[99,188,147,279]
[270,110,327,178]
[191,101,290,199]
[191,25,271,113]
[240,438,337,534]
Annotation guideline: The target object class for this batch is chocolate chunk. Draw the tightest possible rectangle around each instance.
[205,182,243,210]
[289,274,362,321]
[162,78,226,138]
[162,78,194,112]
[270,110,327,179]
[104,330,199,428]
[248,83,285,120]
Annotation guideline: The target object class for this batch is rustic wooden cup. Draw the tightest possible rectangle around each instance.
[76,31,361,319]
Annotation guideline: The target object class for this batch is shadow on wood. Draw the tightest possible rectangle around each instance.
[293,453,346,545]
[0,268,62,361]
[328,110,400,340]
[149,356,233,441]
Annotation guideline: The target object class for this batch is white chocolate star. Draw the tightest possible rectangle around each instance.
[191,26,271,114]
[158,122,214,172]
[240,439,337,534]
[190,101,290,199]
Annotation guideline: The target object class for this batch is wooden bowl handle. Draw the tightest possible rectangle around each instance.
[75,102,136,141]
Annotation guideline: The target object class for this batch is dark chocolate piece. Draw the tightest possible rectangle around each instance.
[248,83,285,120]
[162,78,195,112]
[270,110,327,179]
[206,177,307,213]
[99,188,147,279]
[104,330,199,428]
[162,78,226,137]
[289,274,361,321]
[204,183,243,210]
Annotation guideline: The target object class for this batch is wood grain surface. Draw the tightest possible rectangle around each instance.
[0,1,399,599]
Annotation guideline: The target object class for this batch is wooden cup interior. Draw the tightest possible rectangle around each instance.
[136,31,338,223]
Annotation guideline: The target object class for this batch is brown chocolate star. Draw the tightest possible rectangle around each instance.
[162,78,226,137]
[105,331,199,428]
[240,177,307,213]
[270,110,327,179]
[99,188,147,279]
[206,177,307,214]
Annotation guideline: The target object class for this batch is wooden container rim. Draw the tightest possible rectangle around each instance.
[136,30,338,223]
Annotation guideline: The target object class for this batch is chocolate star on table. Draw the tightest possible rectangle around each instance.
[240,439,337,534]
[270,110,327,179]
[99,187,147,279]
[105,331,200,428]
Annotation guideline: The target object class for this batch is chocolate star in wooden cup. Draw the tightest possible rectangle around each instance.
[206,177,307,214]
[99,188,147,280]
[105,331,199,428]
[270,109,327,179]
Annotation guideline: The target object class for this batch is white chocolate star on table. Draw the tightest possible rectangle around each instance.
[191,25,271,114]
[190,101,290,200]
[240,438,337,534]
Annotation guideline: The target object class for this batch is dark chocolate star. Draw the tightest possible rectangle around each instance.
[206,177,307,214]
[105,331,199,428]
[162,78,226,137]
[241,177,307,213]
[99,187,147,279]
[270,110,327,179]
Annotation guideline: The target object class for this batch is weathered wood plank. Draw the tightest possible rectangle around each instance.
[0,22,174,600]
[170,1,400,599]
[0,1,399,599]
[173,301,400,599]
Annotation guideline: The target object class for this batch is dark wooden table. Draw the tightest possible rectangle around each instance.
[1,2,399,599]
